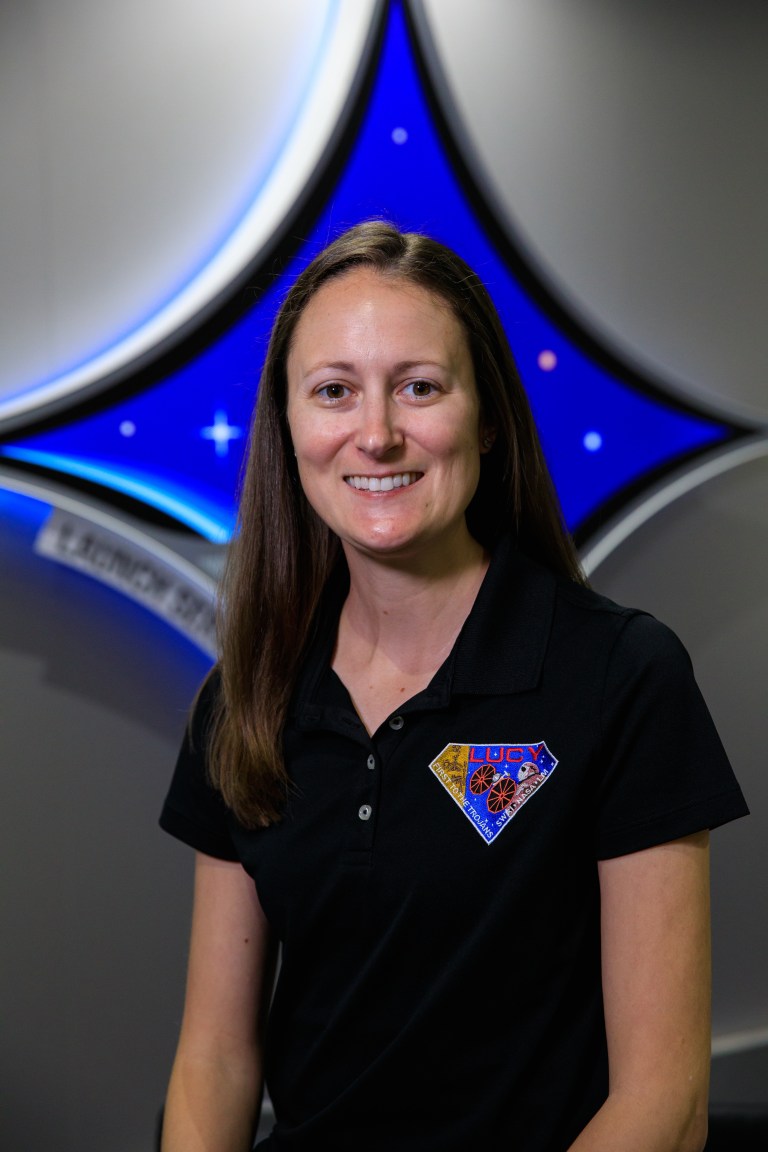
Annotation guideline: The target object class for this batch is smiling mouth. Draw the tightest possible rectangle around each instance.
[344,472,423,492]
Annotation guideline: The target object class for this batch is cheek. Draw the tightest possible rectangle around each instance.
[286,391,342,483]
[303,435,343,470]
[290,414,339,464]
[431,422,483,467]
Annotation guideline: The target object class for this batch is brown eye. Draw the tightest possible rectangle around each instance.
[318,383,348,400]
[407,379,436,398]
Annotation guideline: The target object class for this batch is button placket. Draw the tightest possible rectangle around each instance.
[351,737,379,848]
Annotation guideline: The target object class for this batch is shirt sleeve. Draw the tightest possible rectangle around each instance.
[158,668,239,861]
[594,611,749,859]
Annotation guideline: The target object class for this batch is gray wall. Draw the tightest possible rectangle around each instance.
[0,489,212,1152]
[1,3,766,1148]
[419,0,768,423]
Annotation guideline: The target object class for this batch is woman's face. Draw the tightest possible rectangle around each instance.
[285,268,492,564]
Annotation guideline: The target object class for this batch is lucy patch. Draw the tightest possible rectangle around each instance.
[429,742,558,844]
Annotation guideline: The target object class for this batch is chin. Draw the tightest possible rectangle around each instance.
[338,526,421,557]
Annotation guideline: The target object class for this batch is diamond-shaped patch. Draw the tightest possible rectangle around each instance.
[429,741,558,843]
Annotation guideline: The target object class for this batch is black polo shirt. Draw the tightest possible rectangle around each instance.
[160,536,748,1152]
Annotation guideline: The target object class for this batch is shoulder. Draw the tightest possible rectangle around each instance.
[554,573,689,664]
[159,663,239,860]
[188,664,222,744]
[539,567,701,710]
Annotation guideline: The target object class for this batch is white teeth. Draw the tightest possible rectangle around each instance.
[345,472,418,491]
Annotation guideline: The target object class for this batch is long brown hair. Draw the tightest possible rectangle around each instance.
[207,220,585,826]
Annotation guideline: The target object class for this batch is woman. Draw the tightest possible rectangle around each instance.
[159,221,748,1151]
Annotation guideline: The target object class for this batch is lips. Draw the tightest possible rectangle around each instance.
[344,472,422,492]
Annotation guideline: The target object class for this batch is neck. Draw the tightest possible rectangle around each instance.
[338,532,490,672]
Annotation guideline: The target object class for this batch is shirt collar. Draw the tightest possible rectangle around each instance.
[293,534,557,723]
[450,534,556,695]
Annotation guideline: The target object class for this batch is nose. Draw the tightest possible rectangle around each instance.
[355,393,404,457]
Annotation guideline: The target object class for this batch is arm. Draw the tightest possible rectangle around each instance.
[161,851,277,1152]
[568,830,711,1152]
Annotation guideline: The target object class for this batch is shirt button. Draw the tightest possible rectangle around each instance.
[358,804,372,821]
[388,715,404,731]
[366,754,376,770]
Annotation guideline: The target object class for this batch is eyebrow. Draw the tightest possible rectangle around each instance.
[303,361,355,374]
[303,358,449,376]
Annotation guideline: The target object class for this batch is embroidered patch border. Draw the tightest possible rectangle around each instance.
[429,741,559,844]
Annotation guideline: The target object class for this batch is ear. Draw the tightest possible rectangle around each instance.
[480,425,497,454]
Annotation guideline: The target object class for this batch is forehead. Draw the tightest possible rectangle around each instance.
[289,268,467,352]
